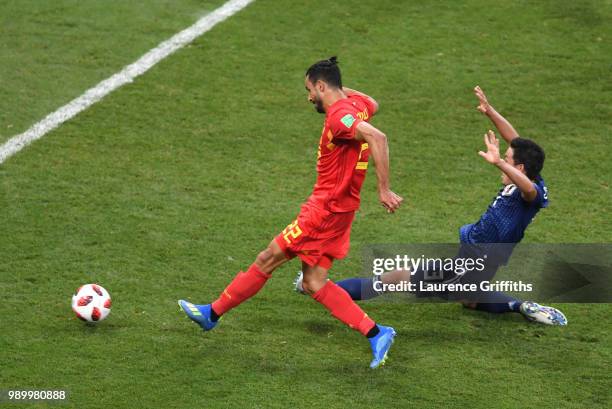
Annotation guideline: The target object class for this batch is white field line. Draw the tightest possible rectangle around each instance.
[0,0,254,164]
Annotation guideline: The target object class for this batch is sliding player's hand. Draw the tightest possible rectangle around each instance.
[478,130,502,165]
[379,189,403,213]
[474,85,491,114]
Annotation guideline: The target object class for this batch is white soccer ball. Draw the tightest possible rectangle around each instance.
[71,284,111,322]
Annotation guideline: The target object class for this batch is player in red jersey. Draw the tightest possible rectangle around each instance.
[179,57,403,368]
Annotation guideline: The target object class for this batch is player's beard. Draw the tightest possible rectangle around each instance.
[312,92,325,113]
[314,97,325,113]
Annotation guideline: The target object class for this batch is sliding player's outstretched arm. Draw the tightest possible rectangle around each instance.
[355,122,403,212]
[479,130,538,202]
[474,86,519,143]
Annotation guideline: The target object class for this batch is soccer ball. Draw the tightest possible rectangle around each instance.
[71,284,111,322]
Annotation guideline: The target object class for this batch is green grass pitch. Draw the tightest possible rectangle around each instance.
[1,1,610,408]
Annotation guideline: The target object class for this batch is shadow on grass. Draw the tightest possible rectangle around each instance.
[303,319,337,335]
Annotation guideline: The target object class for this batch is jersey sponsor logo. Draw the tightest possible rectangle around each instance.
[340,114,356,128]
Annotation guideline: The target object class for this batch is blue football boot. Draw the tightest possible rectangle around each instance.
[369,325,396,368]
[178,300,218,331]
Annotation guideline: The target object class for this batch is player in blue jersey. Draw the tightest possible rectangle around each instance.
[295,86,567,325]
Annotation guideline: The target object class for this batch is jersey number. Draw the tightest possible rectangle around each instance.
[492,184,517,207]
[282,220,303,244]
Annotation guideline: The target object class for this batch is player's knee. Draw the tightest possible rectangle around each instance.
[302,274,326,295]
[254,248,273,268]
[254,245,286,273]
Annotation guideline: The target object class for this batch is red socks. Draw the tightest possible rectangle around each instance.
[312,280,376,336]
[211,264,271,316]
[210,265,376,338]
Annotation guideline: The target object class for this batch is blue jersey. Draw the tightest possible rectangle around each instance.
[460,177,548,244]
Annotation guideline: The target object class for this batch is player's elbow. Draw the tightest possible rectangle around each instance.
[365,130,386,147]
[357,123,386,144]
[375,131,387,144]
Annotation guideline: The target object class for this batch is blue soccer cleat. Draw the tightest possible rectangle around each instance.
[369,325,396,368]
[178,300,218,331]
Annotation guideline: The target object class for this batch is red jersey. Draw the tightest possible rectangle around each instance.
[306,94,377,213]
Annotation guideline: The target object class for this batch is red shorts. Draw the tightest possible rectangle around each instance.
[275,203,355,269]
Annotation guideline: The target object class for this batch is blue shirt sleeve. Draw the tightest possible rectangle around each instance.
[527,182,547,208]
